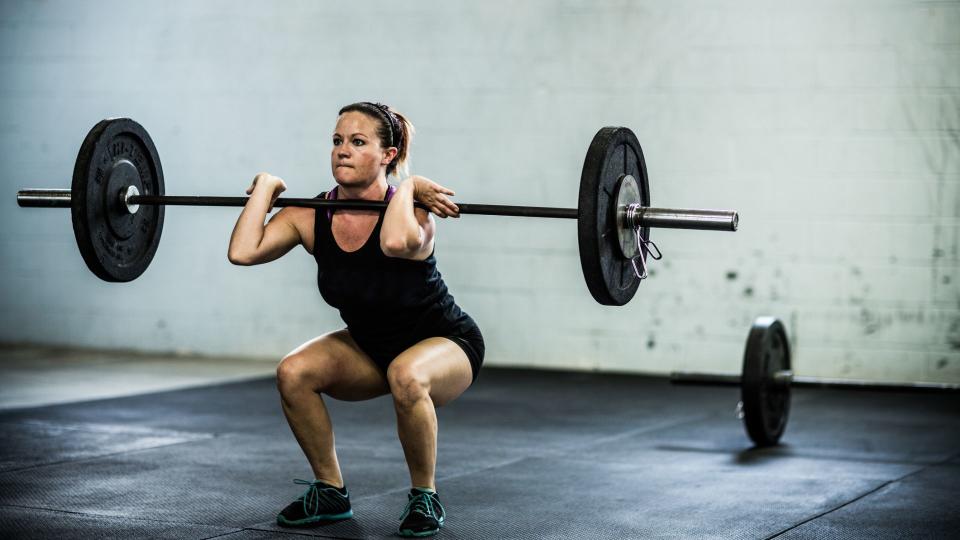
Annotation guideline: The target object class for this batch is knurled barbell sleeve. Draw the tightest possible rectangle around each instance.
[16,189,72,208]
[628,207,739,232]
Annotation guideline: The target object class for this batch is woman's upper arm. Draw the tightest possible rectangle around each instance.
[238,208,305,265]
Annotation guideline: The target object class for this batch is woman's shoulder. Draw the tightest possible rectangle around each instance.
[278,192,328,224]
[283,203,317,221]
[274,205,317,240]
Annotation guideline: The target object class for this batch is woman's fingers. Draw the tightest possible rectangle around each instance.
[428,200,450,218]
[428,202,445,218]
[434,196,459,218]
[410,178,459,218]
[441,198,460,217]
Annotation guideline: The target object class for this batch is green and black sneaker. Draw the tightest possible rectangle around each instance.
[276,479,353,527]
[398,487,445,537]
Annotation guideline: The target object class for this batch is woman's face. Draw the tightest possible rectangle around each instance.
[331,111,394,187]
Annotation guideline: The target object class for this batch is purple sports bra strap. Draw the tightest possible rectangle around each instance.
[326,186,338,222]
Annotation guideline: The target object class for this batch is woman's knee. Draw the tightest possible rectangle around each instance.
[387,363,431,409]
[276,350,332,397]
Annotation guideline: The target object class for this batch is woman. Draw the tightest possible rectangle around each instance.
[227,102,484,537]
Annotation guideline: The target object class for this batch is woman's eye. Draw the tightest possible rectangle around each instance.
[352,138,365,146]
[332,137,342,145]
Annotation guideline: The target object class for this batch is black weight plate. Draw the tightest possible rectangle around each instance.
[578,127,650,306]
[741,316,791,447]
[71,118,164,282]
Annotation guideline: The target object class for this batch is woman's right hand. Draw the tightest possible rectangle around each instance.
[247,172,287,211]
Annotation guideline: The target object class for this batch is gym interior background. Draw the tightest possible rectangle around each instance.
[1,1,958,539]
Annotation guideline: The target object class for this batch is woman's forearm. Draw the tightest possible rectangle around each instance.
[382,180,424,253]
[228,188,276,262]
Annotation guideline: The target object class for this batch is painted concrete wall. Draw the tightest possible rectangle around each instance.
[1,0,957,382]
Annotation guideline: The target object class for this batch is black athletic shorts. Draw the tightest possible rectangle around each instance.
[349,322,485,383]
[445,323,485,382]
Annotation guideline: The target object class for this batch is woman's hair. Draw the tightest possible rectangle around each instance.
[338,102,415,178]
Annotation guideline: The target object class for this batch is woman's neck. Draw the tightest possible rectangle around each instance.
[337,177,388,200]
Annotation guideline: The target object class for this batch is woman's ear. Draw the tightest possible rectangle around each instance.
[382,147,399,166]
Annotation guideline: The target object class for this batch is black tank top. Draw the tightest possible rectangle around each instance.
[313,186,474,359]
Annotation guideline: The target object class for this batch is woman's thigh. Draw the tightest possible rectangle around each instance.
[281,328,390,401]
[387,337,474,407]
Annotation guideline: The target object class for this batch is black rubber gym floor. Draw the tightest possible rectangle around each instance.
[1,367,958,539]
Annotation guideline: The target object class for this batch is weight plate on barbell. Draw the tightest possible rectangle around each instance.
[578,127,650,306]
[741,316,791,447]
[71,118,164,282]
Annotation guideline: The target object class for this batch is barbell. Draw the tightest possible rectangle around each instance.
[672,317,960,447]
[17,118,739,305]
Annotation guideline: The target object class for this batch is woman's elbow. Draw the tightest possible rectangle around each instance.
[228,249,255,266]
[381,235,420,258]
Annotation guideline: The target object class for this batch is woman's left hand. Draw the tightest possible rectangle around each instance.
[409,175,460,218]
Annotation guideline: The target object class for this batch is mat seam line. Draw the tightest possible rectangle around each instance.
[242,524,364,539]
[0,434,217,475]
[542,413,712,457]
[198,531,246,540]
[763,480,897,540]
[0,418,208,437]
[0,503,244,530]
[349,413,711,504]
[200,527,333,540]
[1,503,343,539]
[352,454,532,504]
[763,450,960,539]
[652,443,947,467]
[0,374,276,413]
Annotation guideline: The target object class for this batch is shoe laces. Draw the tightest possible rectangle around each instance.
[294,478,341,517]
[399,490,443,521]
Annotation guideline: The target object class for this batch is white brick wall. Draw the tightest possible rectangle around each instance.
[0,0,957,382]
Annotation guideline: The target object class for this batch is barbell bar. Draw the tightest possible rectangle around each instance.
[17,188,738,231]
[671,316,960,447]
[16,118,739,305]
[671,370,960,393]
